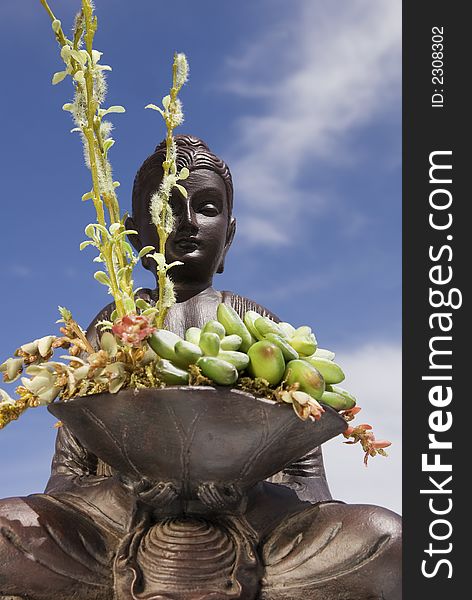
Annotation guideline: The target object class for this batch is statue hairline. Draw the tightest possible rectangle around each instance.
[131,134,235,224]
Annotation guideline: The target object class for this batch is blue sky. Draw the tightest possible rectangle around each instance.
[0,0,401,512]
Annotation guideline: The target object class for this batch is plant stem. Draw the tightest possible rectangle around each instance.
[156,231,168,329]
[39,0,68,46]
[69,320,95,355]
[41,0,180,321]
[39,1,82,81]
[154,55,182,329]
[39,0,55,20]
[81,0,125,316]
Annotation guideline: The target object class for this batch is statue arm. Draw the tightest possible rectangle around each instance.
[267,446,332,503]
[44,424,136,527]
[44,424,103,494]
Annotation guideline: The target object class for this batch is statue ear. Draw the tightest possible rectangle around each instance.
[217,217,236,274]
[125,215,153,272]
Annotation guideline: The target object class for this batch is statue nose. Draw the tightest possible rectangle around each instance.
[179,201,198,231]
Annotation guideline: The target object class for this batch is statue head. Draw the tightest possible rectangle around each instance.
[127,135,236,290]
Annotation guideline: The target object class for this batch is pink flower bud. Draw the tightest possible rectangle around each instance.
[112,314,156,347]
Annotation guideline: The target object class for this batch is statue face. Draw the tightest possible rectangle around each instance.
[131,168,235,285]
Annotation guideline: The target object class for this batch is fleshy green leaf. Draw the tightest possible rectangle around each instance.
[179,167,190,180]
[100,331,117,356]
[79,240,94,251]
[62,103,74,112]
[70,48,87,66]
[81,191,93,202]
[60,45,72,63]
[167,260,184,269]
[116,266,129,280]
[73,71,86,86]
[175,183,188,199]
[123,297,135,313]
[109,223,122,235]
[122,242,134,257]
[85,224,96,238]
[93,223,110,238]
[145,103,164,116]
[105,105,126,114]
[103,139,115,152]
[138,245,155,259]
[94,271,111,287]
[135,298,151,310]
[162,95,171,110]
[149,252,166,268]
[52,71,68,85]
[92,49,103,64]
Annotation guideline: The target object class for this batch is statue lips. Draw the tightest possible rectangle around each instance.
[172,235,201,254]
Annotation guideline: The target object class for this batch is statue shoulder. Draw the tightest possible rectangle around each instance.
[220,290,280,323]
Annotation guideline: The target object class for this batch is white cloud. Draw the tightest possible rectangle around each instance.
[223,0,401,246]
[9,265,32,278]
[322,342,402,514]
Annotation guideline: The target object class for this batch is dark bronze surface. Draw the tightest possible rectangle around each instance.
[48,387,347,514]
[0,135,401,599]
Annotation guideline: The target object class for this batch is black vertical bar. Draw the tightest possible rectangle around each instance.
[403,2,466,597]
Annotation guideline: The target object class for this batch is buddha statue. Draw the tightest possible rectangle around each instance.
[0,135,401,600]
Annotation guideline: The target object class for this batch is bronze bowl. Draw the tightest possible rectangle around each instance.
[48,386,347,501]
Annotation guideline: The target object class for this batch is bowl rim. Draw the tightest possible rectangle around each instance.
[49,384,348,429]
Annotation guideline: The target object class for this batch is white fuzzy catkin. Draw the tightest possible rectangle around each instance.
[164,206,175,235]
[100,120,113,139]
[149,191,163,226]
[81,132,91,170]
[93,69,108,106]
[97,159,114,196]
[170,98,184,128]
[174,53,189,90]
[163,277,176,309]
[72,88,87,127]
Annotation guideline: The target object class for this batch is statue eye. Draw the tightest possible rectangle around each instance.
[198,203,220,216]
